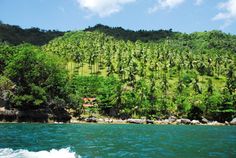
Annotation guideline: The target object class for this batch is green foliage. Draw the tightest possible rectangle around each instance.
[0,43,16,74]
[0,75,14,91]
[1,23,236,121]
[3,44,68,109]
[85,24,175,42]
[42,28,236,120]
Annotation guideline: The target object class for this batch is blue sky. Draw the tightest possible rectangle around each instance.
[0,0,236,34]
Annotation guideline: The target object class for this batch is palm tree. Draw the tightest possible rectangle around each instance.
[177,78,184,94]
[193,78,202,94]
[215,55,222,78]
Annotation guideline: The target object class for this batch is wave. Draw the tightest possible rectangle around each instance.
[0,147,81,158]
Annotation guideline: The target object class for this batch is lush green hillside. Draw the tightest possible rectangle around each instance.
[0,24,236,122]
[0,22,64,45]
[85,24,236,53]
[85,24,176,42]
[44,30,235,121]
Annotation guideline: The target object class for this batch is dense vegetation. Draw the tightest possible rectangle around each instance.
[0,21,64,45]
[85,24,176,42]
[0,23,235,122]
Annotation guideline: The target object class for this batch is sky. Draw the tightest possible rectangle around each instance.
[0,0,236,34]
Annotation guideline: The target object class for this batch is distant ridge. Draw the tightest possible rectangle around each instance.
[84,24,176,42]
[0,21,64,46]
[84,24,236,53]
[1,22,236,53]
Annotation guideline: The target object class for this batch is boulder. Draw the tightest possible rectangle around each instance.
[191,120,200,125]
[180,118,191,124]
[85,117,97,123]
[162,119,171,124]
[225,121,230,126]
[146,119,154,124]
[230,118,236,125]
[168,116,177,123]
[127,119,145,124]
[0,108,18,122]
[176,119,182,124]
[208,121,224,126]
[201,117,209,124]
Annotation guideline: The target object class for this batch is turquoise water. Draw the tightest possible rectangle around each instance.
[0,124,235,158]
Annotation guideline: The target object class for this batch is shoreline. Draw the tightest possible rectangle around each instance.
[0,118,233,126]
[1,107,235,126]
[65,118,231,126]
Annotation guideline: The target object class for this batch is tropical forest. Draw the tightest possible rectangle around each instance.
[0,22,236,123]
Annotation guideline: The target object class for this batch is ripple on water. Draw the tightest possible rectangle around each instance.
[0,124,235,158]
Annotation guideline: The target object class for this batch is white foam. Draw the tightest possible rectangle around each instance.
[0,148,81,158]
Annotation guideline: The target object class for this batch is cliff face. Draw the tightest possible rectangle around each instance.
[0,106,71,123]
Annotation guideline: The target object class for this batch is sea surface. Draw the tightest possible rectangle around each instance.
[0,123,235,158]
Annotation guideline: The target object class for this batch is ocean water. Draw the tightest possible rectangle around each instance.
[0,124,235,158]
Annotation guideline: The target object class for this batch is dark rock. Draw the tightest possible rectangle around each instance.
[230,118,236,125]
[51,107,71,122]
[127,119,145,124]
[201,117,208,124]
[187,106,203,121]
[85,117,97,123]
[0,106,73,123]
[181,118,191,124]
[0,108,18,122]
[18,110,49,123]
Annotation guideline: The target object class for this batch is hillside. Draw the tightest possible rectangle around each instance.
[85,24,236,53]
[0,22,64,45]
[44,30,236,121]
[85,24,176,42]
[0,23,235,122]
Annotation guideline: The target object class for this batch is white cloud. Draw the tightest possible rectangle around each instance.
[212,0,236,28]
[148,0,185,13]
[77,0,136,17]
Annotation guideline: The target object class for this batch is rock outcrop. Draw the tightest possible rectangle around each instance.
[230,118,236,125]
[191,120,200,125]
[127,119,146,124]
[85,117,97,123]
[201,117,209,124]
[180,118,191,124]
[146,119,154,124]
[0,107,71,123]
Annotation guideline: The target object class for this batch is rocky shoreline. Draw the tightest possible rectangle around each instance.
[1,117,236,126]
[1,107,236,126]
[70,116,236,126]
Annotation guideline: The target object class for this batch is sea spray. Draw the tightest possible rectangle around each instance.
[0,148,81,158]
